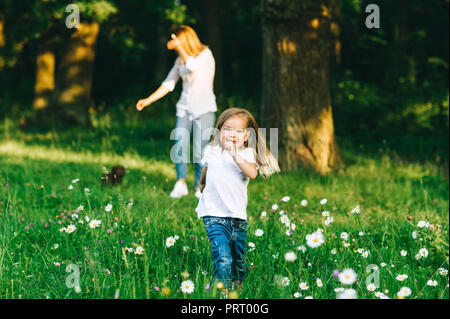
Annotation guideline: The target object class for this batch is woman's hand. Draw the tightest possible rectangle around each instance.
[136,98,149,111]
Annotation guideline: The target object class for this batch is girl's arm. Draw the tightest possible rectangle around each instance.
[199,167,207,192]
[233,154,258,180]
[136,85,170,111]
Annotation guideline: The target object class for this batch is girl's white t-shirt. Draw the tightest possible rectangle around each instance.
[195,144,259,220]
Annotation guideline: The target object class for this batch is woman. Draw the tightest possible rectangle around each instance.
[136,25,217,199]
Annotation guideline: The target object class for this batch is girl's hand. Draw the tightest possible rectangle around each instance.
[224,140,237,159]
[136,98,149,111]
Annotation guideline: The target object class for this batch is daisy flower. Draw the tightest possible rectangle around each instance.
[438,268,448,276]
[400,250,407,257]
[316,278,323,287]
[166,236,176,248]
[293,292,302,298]
[418,248,429,258]
[105,204,113,212]
[426,280,438,287]
[367,284,376,292]
[351,206,360,214]
[380,263,387,267]
[281,277,290,287]
[261,211,267,217]
[337,288,357,299]
[284,251,297,262]
[135,246,144,255]
[300,200,308,207]
[297,245,307,253]
[331,248,337,255]
[396,274,408,281]
[89,219,101,228]
[255,229,264,237]
[180,280,195,294]
[66,224,76,233]
[356,248,364,254]
[67,185,73,190]
[412,231,418,239]
[281,196,290,202]
[322,211,330,217]
[299,282,309,290]
[320,198,327,205]
[417,220,427,228]
[340,232,349,241]
[272,204,279,211]
[397,287,412,297]
[338,268,357,285]
[361,251,370,258]
[306,231,325,248]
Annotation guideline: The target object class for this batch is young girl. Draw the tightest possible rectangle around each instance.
[196,107,280,295]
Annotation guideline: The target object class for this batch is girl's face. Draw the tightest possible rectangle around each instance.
[220,115,249,150]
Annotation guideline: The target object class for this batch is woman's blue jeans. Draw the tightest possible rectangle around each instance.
[171,112,216,189]
[202,216,248,289]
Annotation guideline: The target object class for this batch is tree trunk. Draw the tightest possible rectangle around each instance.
[53,21,100,126]
[261,0,343,174]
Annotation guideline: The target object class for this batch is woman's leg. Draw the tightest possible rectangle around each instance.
[171,114,192,182]
[193,112,216,189]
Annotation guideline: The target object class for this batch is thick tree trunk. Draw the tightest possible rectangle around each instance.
[53,21,100,126]
[261,0,343,174]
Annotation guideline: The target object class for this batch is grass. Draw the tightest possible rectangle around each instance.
[0,109,448,299]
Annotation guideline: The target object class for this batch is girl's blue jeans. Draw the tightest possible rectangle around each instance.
[171,111,216,189]
[202,216,248,289]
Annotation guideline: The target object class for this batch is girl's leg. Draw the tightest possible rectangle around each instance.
[203,216,233,289]
[230,218,248,285]
[193,112,216,189]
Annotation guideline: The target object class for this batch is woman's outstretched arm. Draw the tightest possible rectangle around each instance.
[136,85,170,111]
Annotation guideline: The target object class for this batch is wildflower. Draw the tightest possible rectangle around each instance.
[397,287,412,297]
[351,206,360,214]
[299,282,309,290]
[417,221,427,228]
[331,248,337,255]
[89,220,101,228]
[105,204,113,212]
[261,211,267,217]
[255,229,264,237]
[180,280,195,294]
[316,278,323,287]
[338,268,357,285]
[54,262,61,267]
[332,269,340,277]
[324,216,334,226]
[418,248,429,258]
[322,211,330,217]
[400,250,407,257]
[272,204,278,211]
[340,232,349,241]
[306,232,325,248]
[375,292,384,298]
[334,287,344,293]
[300,200,308,207]
[281,277,290,287]
[343,242,350,248]
[337,289,357,299]
[427,280,438,287]
[358,231,364,236]
[412,231,417,239]
[357,248,364,254]
[294,292,302,298]
[284,251,297,262]
[281,196,290,202]
[286,229,293,236]
[135,246,144,255]
[361,251,370,258]
[367,284,376,292]
[72,178,79,184]
[166,236,175,248]
[320,198,327,205]
[396,274,408,281]
[297,245,307,253]
[66,224,76,233]
[438,268,448,276]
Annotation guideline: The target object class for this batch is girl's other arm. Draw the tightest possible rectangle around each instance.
[233,154,258,180]
[136,85,170,111]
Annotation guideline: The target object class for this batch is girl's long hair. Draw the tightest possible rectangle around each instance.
[173,25,208,57]
[210,108,280,178]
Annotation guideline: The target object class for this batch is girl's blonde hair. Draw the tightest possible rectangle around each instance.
[210,108,280,178]
[173,25,208,57]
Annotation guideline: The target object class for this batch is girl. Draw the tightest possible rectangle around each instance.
[136,25,217,199]
[196,107,280,296]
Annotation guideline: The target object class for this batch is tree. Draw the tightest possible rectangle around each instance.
[261,0,343,174]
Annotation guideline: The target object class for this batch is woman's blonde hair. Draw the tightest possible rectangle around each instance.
[210,108,280,178]
[174,25,208,57]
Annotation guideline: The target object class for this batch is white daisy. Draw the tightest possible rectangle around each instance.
[380,263,387,267]
[66,224,76,233]
[281,196,290,202]
[284,251,297,262]
[281,277,290,287]
[300,200,308,207]
[166,236,175,248]
[356,248,364,254]
[293,292,302,298]
[337,288,357,299]
[419,248,429,258]
[261,211,267,217]
[72,178,79,184]
[135,246,144,255]
[340,232,349,241]
[299,282,309,290]
[272,204,279,210]
[412,231,418,239]
[438,268,448,276]
[322,211,330,217]
[397,287,412,297]
[400,250,407,257]
[427,280,438,287]
[367,284,376,292]
[180,280,195,294]
[306,232,325,248]
[417,220,427,228]
[297,245,307,253]
[89,219,101,228]
[361,251,370,258]
[358,231,364,236]
[320,198,327,205]
[396,274,408,281]
[331,248,337,255]
[255,229,264,237]
[67,185,73,190]
[351,206,360,214]
[316,278,323,287]
[338,268,357,285]
[105,204,113,212]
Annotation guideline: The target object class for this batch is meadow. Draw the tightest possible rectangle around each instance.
[0,107,448,299]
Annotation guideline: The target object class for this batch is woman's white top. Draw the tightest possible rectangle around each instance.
[161,48,217,120]
[196,144,259,220]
